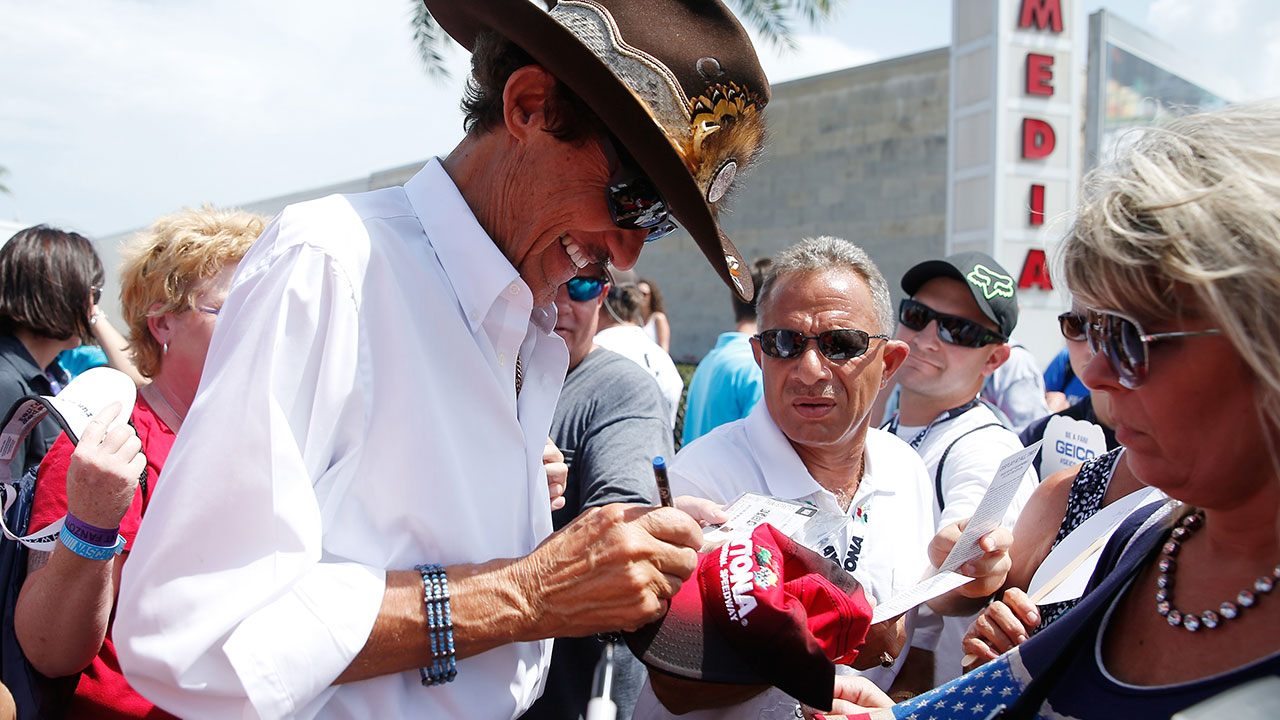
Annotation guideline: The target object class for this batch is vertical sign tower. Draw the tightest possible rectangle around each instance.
[947,0,1080,363]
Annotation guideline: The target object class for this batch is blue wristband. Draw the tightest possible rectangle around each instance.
[59,525,126,561]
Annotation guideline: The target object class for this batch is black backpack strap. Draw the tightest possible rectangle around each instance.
[934,423,1005,512]
[127,418,148,503]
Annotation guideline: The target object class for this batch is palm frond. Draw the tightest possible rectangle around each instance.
[0,166,10,197]
[731,0,797,52]
[408,2,554,77]
[410,4,452,78]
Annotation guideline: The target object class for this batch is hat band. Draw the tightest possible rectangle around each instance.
[549,1,692,149]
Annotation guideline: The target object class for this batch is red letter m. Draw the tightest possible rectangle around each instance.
[1019,0,1063,32]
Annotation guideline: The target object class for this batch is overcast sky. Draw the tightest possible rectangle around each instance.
[2,0,1277,238]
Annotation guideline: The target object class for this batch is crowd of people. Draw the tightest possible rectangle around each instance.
[0,1,1276,719]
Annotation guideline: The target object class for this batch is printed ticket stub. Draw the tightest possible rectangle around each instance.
[700,492,848,552]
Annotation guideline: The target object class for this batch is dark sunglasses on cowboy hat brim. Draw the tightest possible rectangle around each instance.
[425,0,771,301]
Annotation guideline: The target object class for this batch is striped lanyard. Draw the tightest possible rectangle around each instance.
[883,397,980,449]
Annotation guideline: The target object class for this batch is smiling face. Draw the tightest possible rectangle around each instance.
[488,67,650,306]
[753,268,907,459]
[893,277,1007,403]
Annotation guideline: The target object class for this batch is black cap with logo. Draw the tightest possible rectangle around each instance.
[901,251,1019,339]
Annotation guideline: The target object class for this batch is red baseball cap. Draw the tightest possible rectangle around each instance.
[624,523,873,710]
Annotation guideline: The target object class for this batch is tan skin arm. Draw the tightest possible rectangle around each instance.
[336,504,701,684]
[88,307,148,387]
[886,648,934,702]
[654,312,671,353]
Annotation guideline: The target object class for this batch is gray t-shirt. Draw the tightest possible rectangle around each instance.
[523,348,672,720]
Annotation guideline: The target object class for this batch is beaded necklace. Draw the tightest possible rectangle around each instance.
[1155,510,1279,631]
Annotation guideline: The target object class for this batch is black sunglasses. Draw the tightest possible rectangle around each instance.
[1084,308,1221,389]
[565,276,607,302]
[91,285,103,305]
[898,298,1005,348]
[755,328,889,361]
[597,130,677,242]
[1057,312,1087,342]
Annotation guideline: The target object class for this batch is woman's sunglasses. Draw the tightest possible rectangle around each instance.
[1084,308,1221,389]
[597,130,678,242]
[91,285,103,305]
[755,328,889,361]
[565,276,607,302]
[898,298,1005,348]
[1057,312,1087,342]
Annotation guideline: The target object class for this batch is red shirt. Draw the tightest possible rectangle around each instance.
[29,395,178,720]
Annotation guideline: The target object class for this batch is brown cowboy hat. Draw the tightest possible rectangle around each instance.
[425,0,771,301]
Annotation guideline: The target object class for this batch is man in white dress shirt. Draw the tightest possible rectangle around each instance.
[631,238,1015,719]
[113,2,772,718]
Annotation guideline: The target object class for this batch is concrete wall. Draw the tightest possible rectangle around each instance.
[635,47,951,362]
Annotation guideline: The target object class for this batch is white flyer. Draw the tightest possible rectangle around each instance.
[1029,485,1165,605]
[869,441,1041,623]
[937,441,1042,573]
[871,571,974,624]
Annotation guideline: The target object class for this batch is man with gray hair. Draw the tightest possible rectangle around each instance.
[630,237,1013,718]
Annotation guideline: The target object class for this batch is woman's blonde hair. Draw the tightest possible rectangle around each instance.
[119,205,265,378]
[1060,99,1280,438]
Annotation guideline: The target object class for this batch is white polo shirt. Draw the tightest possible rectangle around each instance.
[632,403,935,719]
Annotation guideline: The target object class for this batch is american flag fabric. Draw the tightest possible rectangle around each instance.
[840,648,1077,720]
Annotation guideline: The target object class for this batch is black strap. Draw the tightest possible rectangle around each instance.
[126,418,148,503]
[934,423,1004,513]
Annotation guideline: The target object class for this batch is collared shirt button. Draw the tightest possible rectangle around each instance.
[509,284,520,295]
[498,353,507,366]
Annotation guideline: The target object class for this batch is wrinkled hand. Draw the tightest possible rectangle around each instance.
[961,587,1040,671]
[673,494,728,527]
[801,675,893,717]
[543,437,567,512]
[928,519,1013,598]
[64,402,145,529]
[517,503,702,637]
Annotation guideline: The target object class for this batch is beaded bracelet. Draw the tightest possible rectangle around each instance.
[414,563,456,686]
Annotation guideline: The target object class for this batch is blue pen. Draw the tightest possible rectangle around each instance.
[652,456,673,508]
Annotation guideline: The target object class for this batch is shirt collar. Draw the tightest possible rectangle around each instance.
[742,402,896,501]
[742,402,824,500]
[0,334,46,383]
[406,158,526,334]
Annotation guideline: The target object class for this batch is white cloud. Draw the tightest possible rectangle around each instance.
[1145,0,1280,101]
[754,32,881,84]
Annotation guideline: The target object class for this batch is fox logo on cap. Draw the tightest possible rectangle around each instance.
[966,264,1015,300]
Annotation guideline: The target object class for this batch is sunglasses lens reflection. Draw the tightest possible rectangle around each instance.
[1087,311,1147,389]
[566,277,605,302]
[758,329,871,360]
[898,299,996,348]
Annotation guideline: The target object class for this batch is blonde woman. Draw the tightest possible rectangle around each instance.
[15,206,263,719]
[829,101,1280,719]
